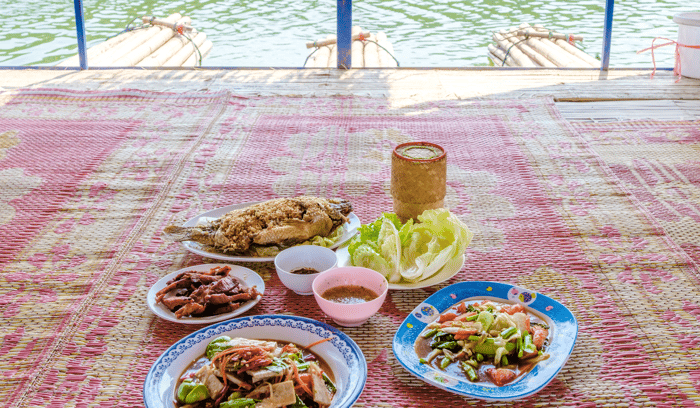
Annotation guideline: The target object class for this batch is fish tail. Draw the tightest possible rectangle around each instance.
[163,225,196,242]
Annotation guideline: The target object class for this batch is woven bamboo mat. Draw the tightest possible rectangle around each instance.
[1,89,699,407]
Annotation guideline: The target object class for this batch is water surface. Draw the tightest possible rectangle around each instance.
[0,0,694,68]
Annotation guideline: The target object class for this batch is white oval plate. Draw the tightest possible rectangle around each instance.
[393,281,578,401]
[179,202,360,262]
[336,245,465,290]
[143,315,367,408]
[147,263,264,324]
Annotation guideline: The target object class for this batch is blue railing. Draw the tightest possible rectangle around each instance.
[64,0,620,70]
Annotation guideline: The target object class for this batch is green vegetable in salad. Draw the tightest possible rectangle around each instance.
[348,209,473,283]
[206,336,232,359]
[219,397,260,408]
[177,379,210,404]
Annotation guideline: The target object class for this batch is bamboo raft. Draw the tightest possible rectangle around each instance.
[305,26,398,68]
[57,14,213,67]
[488,23,600,68]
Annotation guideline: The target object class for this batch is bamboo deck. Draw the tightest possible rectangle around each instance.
[1,69,699,121]
[57,14,213,68]
[305,26,398,68]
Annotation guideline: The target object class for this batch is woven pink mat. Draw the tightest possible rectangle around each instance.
[1,89,699,407]
[572,120,700,269]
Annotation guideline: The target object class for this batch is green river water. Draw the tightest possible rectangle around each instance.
[0,0,695,68]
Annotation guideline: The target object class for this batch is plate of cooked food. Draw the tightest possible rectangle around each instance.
[147,264,264,324]
[393,281,577,401]
[338,209,471,289]
[143,315,367,408]
[164,196,360,262]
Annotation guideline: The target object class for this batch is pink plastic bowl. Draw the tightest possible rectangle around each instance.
[312,266,388,327]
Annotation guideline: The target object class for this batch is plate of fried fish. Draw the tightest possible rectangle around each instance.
[164,196,360,262]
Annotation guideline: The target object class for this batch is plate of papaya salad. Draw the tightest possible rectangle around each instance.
[392,281,577,401]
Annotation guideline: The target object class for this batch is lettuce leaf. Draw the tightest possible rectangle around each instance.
[348,209,473,283]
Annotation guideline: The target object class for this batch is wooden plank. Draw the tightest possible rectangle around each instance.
[3,69,699,104]
[556,100,698,121]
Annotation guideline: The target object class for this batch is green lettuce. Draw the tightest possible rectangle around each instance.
[348,209,473,283]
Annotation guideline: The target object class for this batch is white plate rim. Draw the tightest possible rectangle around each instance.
[143,314,367,408]
[179,201,360,262]
[392,281,578,401]
[336,245,465,290]
[147,263,265,324]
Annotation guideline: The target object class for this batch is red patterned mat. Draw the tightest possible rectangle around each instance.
[1,89,699,407]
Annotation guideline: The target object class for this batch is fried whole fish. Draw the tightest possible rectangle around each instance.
[164,196,353,255]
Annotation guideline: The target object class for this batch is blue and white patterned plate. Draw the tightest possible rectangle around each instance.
[144,315,367,407]
[393,281,578,401]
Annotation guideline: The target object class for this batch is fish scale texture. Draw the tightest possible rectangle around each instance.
[0,88,699,407]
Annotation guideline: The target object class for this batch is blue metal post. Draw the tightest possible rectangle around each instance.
[601,0,614,70]
[73,0,88,69]
[337,0,352,69]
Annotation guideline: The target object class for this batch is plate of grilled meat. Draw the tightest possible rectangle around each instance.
[147,264,265,324]
[164,196,359,262]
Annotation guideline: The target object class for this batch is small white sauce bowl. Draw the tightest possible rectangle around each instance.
[312,266,389,327]
[274,245,338,295]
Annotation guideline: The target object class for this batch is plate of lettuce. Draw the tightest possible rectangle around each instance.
[337,209,473,289]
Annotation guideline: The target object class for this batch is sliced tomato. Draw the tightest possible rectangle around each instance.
[486,368,517,387]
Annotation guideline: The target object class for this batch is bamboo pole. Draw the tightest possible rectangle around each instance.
[516,29,583,41]
[141,16,194,33]
[183,39,212,67]
[57,30,138,66]
[328,42,337,68]
[376,31,398,67]
[498,30,556,67]
[113,15,183,66]
[306,31,370,48]
[488,52,503,66]
[91,13,181,66]
[163,32,207,66]
[512,27,574,67]
[137,17,193,67]
[488,44,515,66]
[363,32,381,68]
[316,36,335,68]
[528,24,590,68]
[493,31,536,67]
[554,39,601,67]
[351,26,365,68]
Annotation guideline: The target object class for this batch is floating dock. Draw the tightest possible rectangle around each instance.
[57,14,212,67]
[305,26,398,68]
[488,23,599,68]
